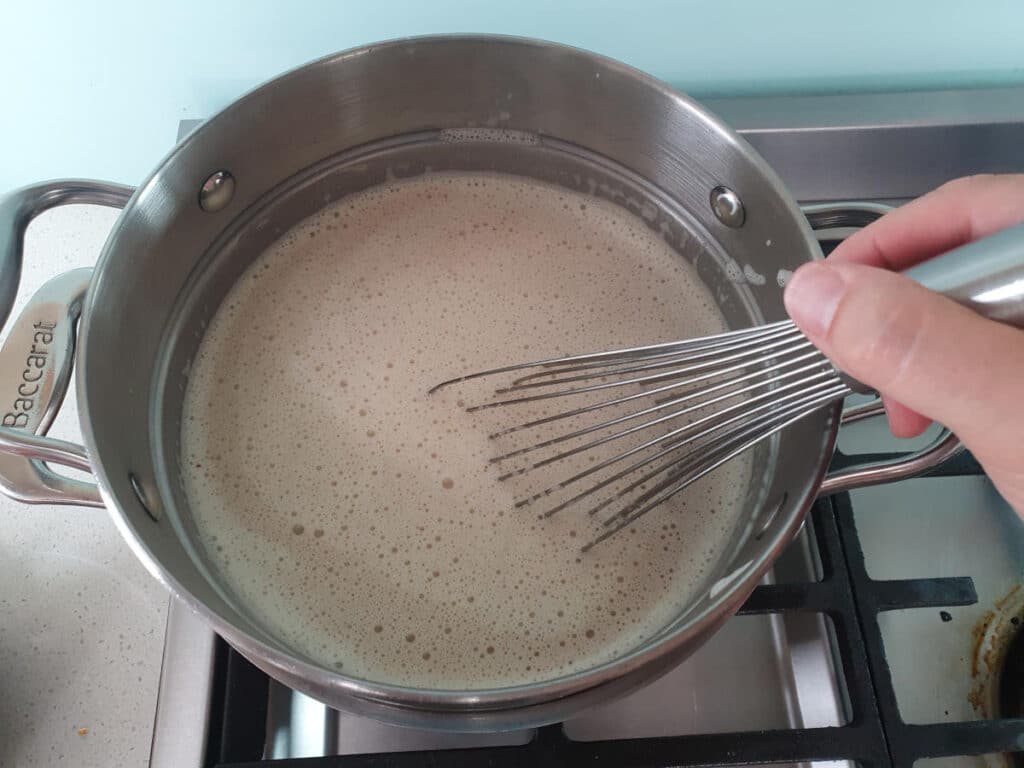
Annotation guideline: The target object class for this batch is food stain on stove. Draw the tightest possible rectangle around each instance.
[969,610,996,681]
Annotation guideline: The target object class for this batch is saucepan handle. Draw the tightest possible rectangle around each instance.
[0,180,133,506]
[818,400,964,495]
[801,202,968,494]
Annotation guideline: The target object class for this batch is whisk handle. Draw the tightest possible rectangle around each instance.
[833,221,1024,394]
[903,220,1024,329]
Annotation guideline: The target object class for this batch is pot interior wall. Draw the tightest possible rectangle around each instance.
[152,135,778,673]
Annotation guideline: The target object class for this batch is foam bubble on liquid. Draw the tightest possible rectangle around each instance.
[743,264,767,286]
[181,172,751,689]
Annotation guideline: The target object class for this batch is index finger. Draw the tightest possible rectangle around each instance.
[828,173,1024,270]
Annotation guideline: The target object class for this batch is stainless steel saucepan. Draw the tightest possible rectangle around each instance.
[0,36,966,730]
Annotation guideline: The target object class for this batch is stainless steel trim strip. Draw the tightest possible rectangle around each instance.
[149,598,216,768]
[702,86,1024,201]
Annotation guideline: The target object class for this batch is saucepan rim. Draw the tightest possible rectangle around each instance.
[75,33,835,721]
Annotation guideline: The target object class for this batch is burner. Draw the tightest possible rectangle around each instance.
[966,585,1024,768]
[1002,621,1024,721]
[1002,626,1024,768]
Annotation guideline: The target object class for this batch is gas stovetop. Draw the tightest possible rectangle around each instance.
[13,87,1015,768]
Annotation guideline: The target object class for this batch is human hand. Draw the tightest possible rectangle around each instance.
[783,174,1024,516]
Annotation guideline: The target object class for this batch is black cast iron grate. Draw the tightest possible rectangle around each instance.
[203,467,1024,768]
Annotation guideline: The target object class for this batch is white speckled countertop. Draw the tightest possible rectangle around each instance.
[0,204,169,767]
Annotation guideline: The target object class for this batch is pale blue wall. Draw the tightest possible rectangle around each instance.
[3,0,1023,193]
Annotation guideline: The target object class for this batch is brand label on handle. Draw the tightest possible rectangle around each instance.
[3,320,58,429]
[0,269,91,439]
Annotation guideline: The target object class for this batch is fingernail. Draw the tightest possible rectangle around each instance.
[783,262,846,338]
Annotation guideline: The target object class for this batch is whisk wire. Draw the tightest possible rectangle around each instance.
[427,320,797,395]
[501,324,805,391]
[508,369,842,509]
[580,382,849,551]
[598,381,848,525]
[469,331,813,412]
[486,338,817,439]
[431,320,848,550]
[490,350,831,464]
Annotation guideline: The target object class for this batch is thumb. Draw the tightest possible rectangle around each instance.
[783,260,1024,461]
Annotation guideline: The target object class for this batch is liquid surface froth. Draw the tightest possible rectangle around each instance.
[181,172,750,689]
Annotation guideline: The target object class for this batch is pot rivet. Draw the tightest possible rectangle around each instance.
[199,170,235,213]
[710,186,745,228]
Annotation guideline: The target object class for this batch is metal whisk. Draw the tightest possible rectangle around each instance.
[432,219,1024,550]
[430,319,851,550]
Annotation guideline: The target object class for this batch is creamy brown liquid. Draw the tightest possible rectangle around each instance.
[181,172,750,688]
